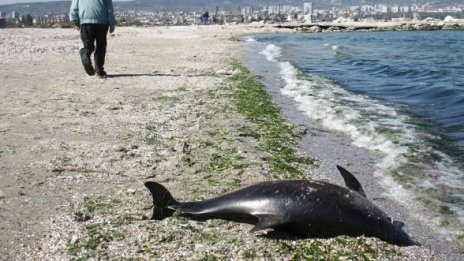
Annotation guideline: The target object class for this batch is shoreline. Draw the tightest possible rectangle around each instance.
[273,20,464,32]
[0,25,461,260]
[242,42,464,259]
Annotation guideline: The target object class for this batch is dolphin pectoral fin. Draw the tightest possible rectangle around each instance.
[336,165,367,198]
[250,215,287,233]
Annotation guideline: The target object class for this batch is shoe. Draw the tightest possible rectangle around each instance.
[97,71,107,78]
[79,49,95,76]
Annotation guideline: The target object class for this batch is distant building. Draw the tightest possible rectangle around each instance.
[375,5,388,13]
[401,6,411,13]
[264,6,281,15]
[241,6,254,22]
[422,4,434,12]
[361,5,375,13]
[304,3,313,15]
[304,2,313,22]
[241,7,253,16]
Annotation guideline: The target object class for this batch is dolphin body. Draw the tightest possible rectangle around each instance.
[145,165,418,246]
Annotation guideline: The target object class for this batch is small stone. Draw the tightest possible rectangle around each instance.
[70,235,79,245]
[215,69,227,75]
[0,190,5,199]
[127,188,136,195]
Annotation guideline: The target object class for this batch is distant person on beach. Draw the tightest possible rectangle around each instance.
[69,0,116,78]
[202,11,209,25]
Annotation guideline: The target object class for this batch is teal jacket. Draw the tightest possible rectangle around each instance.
[69,0,116,26]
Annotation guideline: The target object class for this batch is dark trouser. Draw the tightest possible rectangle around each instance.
[80,24,109,74]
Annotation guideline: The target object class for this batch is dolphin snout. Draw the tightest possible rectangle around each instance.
[391,221,420,246]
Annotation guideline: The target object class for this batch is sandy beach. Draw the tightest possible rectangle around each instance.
[0,25,462,260]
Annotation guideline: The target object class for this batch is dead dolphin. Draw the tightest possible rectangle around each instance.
[145,165,418,246]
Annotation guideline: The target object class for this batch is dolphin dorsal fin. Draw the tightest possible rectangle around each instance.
[336,165,367,198]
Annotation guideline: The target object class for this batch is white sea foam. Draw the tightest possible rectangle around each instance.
[260,44,282,62]
[243,36,257,42]
[323,43,339,51]
[278,61,416,181]
[281,63,412,151]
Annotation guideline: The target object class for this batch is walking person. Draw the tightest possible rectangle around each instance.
[69,0,116,78]
[202,11,209,25]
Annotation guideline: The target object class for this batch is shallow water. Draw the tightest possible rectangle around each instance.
[244,30,464,235]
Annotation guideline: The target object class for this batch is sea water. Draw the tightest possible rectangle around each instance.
[244,30,464,235]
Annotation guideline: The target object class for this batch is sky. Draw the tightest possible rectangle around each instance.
[0,0,131,5]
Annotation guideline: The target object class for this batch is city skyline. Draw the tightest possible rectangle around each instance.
[0,0,131,5]
[2,0,464,9]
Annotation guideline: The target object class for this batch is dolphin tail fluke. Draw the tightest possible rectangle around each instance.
[145,181,179,220]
